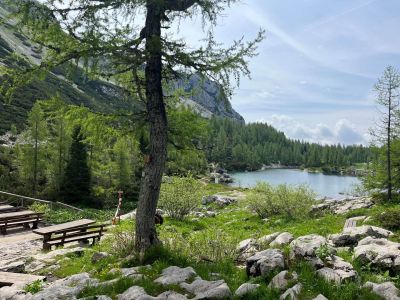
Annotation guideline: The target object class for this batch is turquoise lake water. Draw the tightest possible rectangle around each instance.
[230,169,361,198]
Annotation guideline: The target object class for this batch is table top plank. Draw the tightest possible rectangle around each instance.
[33,219,96,235]
[0,210,38,219]
[0,205,14,211]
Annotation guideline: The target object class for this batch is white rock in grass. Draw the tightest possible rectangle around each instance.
[180,278,231,299]
[246,249,285,277]
[117,286,155,300]
[268,271,298,290]
[258,232,280,245]
[154,266,196,285]
[270,232,294,248]
[157,291,188,300]
[234,283,260,297]
[364,282,400,300]
[313,294,328,300]
[280,283,302,300]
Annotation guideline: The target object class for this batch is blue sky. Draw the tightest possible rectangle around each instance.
[177,0,400,145]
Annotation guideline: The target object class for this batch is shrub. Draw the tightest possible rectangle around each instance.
[247,182,315,220]
[24,280,43,294]
[158,176,203,220]
[28,202,50,214]
[376,207,400,230]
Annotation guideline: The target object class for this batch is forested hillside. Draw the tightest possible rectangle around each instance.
[207,117,372,171]
[0,1,242,134]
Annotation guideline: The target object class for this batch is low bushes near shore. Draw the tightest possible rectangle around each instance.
[27,181,400,299]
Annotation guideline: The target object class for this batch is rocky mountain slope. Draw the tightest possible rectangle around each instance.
[0,2,243,135]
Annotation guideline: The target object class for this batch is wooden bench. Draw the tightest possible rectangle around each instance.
[0,211,43,235]
[0,205,23,213]
[33,219,105,250]
[42,224,107,250]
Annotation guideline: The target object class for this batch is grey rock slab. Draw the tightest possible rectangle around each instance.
[354,237,400,272]
[313,295,329,300]
[180,278,231,299]
[0,260,25,273]
[154,266,196,285]
[0,286,30,300]
[270,232,294,248]
[279,283,302,300]
[268,271,298,290]
[330,225,393,247]
[317,256,357,283]
[234,283,260,297]
[117,286,155,300]
[364,281,400,300]
[258,232,280,245]
[246,249,285,277]
[157,291,188,300]
[290,235,333,260]
[30,272,98,300]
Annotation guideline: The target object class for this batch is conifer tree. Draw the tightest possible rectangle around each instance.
[61,126,92,206]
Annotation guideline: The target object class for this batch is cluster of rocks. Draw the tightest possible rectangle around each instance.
[201,195,236,207]
[329,225,400,274]
[236,232,294,262]
[311,197,374,215]
[209,169,233,184]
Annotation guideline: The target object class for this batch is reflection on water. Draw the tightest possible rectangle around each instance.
[230,169,361,198]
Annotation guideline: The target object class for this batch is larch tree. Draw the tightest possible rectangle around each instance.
[370,66,400,201]
[4,0,264,253]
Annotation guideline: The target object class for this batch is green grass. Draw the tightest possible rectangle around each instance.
[50,183,400,299]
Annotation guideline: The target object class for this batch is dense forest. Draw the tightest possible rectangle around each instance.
[0,96,372,207]
[207,117,372,172]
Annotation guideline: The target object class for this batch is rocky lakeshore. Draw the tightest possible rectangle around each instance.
[0,193,399,300]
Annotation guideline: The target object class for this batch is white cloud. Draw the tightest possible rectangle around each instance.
[261,114,368,145]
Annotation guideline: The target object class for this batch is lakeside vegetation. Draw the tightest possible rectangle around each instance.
[25,181,400,299]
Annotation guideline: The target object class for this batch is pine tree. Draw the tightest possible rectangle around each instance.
[61,126,92,206]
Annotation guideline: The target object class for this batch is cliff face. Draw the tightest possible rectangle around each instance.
[0,2,244,134]
[174,75,245,123]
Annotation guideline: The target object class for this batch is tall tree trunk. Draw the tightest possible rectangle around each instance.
[33,122,38,196]
[135,1,167,254]
[387,88,392,201]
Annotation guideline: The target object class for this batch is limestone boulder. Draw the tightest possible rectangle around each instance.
[354,237,400,272]
[234,283,260,297]
[330,225,393,247]
[290,235,333,261]
[180,278,231,299]
[246,249,285,277]
[268,271,298,291]
[364,282,400,300]
[270,232,294,248]
[280,283,302,300]
[154,266,196,286]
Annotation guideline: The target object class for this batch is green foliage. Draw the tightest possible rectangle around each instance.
[61,125,92,206]
[208,117,372,171]
[375,207,400,230]
[158,176,204,220]
[24,280,43,294]
[247,182,315,220]
[28,202,50,214]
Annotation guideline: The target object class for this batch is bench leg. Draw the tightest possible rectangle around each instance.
[32,221,39,229]
[43,243,51,251]
[0,226,6,235]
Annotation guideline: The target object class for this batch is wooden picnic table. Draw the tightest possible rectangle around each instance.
[0,210,37,219]
[33,219,101,250]
[0,210,44,235]
[0,205,15,212]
